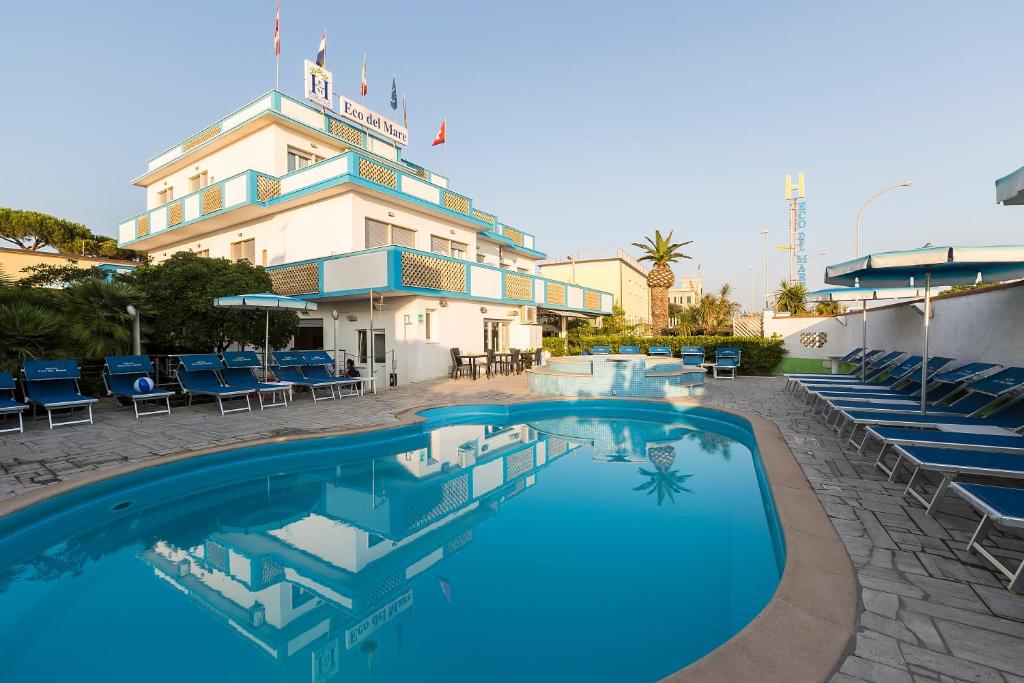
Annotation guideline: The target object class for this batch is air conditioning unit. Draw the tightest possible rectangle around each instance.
[520,305,537,324]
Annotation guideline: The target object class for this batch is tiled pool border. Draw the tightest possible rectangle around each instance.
[0,397,856,682]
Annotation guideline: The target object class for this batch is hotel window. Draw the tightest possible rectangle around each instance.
[157,187,174,204]
[430,235,450,255]
[287,147,313,172]
[425,308,438,342]
[451,241,467,259]
[358,329,386,364]
[189,171,208,192]
[230,238,256,264]
[365,218,416,249]
[194,249,209,258]
[261,249,268,267]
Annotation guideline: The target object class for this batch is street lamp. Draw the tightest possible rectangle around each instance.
[748,265,755,312]
[760,230,769,309]
[856,181,912,257]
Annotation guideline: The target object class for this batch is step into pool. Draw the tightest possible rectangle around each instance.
[0,400,784,682]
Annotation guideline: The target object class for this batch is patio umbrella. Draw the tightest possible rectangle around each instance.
[824,245,1024,411]
[804,286,926,381]
[213,292,318,376]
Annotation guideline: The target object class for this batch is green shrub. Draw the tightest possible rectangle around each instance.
[545,333,787,376]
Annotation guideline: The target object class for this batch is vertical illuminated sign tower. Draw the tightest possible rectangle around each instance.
[784,173,807,285]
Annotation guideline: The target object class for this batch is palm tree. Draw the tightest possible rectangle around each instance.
[632,230,693,334]
[62,277,145,358]
[773,280,808,314]
[634,445,694,505]
[814,300,845,316]
[687,284,741,333]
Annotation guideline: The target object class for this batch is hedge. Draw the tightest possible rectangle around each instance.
[542,334,787,376]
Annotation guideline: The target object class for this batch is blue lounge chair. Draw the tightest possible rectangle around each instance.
[21,359,98,429]
[883,445,1024,516]
[711,347,740,379]
[793,351,911,397]
[175,354,252,415]
[221,351,290,409]
[784,349,889,391]
[647,346,672,357]
[300,351,365,396]
[950,482,1024,593]
[617,345,640,355]
[590,346,611,355]
[838,367,1024,449]
[271,351,338,401]
[103,355,174,419]
[868,427,1024,470]
[681,346,705,368]
[810,356,955,417]
[0,371,28,434]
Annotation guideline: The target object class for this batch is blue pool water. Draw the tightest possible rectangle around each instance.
[0,401,784,682]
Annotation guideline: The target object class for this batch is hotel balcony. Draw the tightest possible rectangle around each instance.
[265,245,613,314]
[118,147,540,257]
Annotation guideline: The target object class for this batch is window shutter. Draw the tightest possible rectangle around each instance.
[392,226,416,248]
[431,236,450,255]
[365,219,389,248]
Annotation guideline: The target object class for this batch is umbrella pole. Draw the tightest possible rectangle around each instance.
[920,272,931,413]
[861,300,867,382]
[265,310,270,380]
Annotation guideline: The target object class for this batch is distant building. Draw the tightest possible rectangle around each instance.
[0,246,137,282]
[538,249,651,325]
[668,274,703,307]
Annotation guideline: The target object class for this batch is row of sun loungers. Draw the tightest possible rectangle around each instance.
[784,347,1024,592]
[0,350,373,432]
[588,345,742,379]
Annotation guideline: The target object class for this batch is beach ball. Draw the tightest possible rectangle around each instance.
[134,377,155,393]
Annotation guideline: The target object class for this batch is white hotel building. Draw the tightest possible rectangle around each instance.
[117,90,611,384]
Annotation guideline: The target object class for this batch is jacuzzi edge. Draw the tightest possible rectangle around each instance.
[0,397,856,683]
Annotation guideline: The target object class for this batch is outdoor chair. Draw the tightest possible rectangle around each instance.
[950,482,1024,593]
[806,355,944,417]
[450,348,470,379]
[784,349,890,391]
[0,371,28,434]
[270,351,339,401]
[22,359,99,429]
[175,354,252,415]
[221,351,290,409]
[711,348,741,379]
[301,351,365,395]
[485,349,499,378]
[791,351,909,396]
[102,355,174,419]
[681,346,705,368]
[590,345,611,355]
[647,346,672,357]
[617,345,640,354]
[867,427,1024,471]
[510,349,523,374]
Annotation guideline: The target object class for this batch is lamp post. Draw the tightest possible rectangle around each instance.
[856,181,912,257]
[748,265,755,312]
[331,309,340,376]
[760,230,769,309]
[126,305,141,355]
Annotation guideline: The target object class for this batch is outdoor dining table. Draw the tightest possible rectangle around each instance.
[460,352,515,379]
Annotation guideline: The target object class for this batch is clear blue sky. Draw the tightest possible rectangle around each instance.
[2,1,1022,306]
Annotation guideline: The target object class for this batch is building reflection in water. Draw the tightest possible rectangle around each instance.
[137,418,704,681]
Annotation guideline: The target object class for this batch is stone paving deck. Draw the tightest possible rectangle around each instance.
[2,375,1023,682]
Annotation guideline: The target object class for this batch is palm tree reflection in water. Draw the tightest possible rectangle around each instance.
[635,445,694,505]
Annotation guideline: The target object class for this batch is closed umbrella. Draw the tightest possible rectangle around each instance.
[825,245,1024,411]
[213,293,318,377]
[804,287,926,381]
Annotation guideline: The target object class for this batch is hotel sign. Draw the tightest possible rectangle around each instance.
[304,60,333,110]
[344,589,413,649]
[337,95,409,147]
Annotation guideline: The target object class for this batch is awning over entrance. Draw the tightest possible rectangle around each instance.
[996,164,1024,205]
[538,308,598,319]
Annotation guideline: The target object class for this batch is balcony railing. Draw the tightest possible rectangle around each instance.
[265,246,612,314]
[120,149,545,258]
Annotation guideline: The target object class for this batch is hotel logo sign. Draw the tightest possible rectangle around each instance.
[337,95,409,147]
[304,60,333,110]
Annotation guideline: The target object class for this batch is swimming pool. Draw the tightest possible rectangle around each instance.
[0,400,784,682]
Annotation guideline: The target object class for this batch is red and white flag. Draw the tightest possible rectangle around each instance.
[274,1,280,56]
[432,118,446,146]
[360,53,368,96]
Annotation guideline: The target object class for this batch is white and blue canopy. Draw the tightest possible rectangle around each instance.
[213,293,318,311]
[996,165,1024,205]
[825,245,1024,288]
[804,286,926,303]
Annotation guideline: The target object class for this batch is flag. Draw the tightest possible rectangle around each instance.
[402,96,408,129]
[315,31,326,67]
[437,576,452,603]
[274,1,280,56]
[390,76,398,113]
[360,53,368,96]
[432,118,446,146]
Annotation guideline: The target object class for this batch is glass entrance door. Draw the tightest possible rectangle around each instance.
[483,320,509,353]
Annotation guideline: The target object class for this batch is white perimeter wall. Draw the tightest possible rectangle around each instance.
[764,283,1024,367]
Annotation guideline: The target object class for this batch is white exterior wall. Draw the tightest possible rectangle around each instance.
[350,194,479,258]
[764,284,1024,368]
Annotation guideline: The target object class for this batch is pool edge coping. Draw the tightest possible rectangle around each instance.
[0,396,856,683]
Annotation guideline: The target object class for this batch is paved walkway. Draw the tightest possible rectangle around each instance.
[2,375,1023,682]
